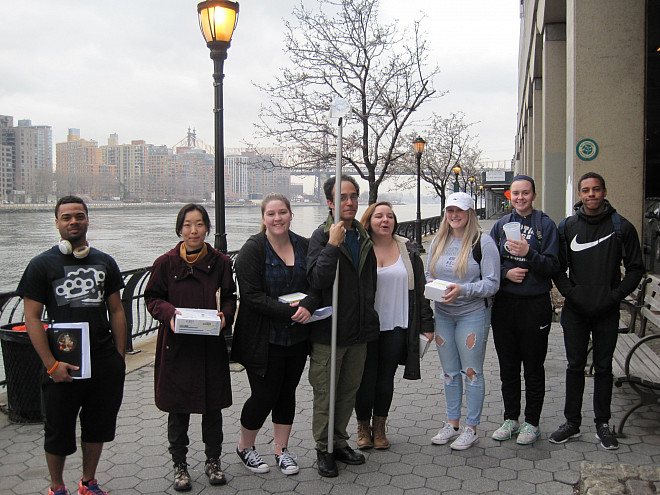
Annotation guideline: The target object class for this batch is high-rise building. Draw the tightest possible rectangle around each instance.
[0,115,53,203]
[225,150,291,200]
[146,145,174,201]
[0,143,12,202]
[172,147,215,201]
[55,129,102,198]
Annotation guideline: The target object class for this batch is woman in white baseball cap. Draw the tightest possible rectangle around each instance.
[426,192,500,450]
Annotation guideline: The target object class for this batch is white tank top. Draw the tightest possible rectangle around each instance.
[375,255,409,331]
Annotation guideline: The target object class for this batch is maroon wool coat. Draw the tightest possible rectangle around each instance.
[145,242,236,413]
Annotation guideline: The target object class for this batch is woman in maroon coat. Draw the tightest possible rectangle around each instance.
[145,204,236,492]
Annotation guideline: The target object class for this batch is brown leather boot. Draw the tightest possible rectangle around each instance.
[372,416,390,449]
[357,419,373,449]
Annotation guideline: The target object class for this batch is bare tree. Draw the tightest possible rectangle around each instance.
[397,112,481,211]
[255,0,440,204]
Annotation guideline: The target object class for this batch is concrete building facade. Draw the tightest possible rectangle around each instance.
[516,0,658,232]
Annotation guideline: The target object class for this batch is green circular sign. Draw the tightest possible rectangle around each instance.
[576,138,598,161]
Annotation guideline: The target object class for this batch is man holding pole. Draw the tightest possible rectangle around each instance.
[307,174,380,477]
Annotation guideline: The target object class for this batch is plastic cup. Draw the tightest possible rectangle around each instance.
[503,221,522,241]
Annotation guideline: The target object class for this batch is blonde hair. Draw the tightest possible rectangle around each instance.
[428,209,482,279]
[259,193,292,233]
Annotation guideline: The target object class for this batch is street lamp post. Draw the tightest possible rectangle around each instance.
[468,176,475,209]
[479,184,484,218]
[452,165,461,193]
[413,137,426,253]
[198,0,239,253]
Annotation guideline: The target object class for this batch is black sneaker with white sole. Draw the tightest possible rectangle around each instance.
[595,423,619,450]
[548,422,581,444]
[236,446,270,473]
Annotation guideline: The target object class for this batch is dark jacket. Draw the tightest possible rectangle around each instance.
[554,200,645,316]
[232,231,319,376]
[392,235,435,380]
[490,209,560,296]
[145,242,237,413]
[307,214,380,346]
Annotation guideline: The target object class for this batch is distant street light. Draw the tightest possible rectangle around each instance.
[452,165,461,193]
[198,0,239,253]
[413,137,426,253]
[468,176,475,209]
[479,184,484,218]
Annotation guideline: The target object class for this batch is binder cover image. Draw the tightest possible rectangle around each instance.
[48,322,91,379]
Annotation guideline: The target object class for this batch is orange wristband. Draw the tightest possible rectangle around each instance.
[46,361,59,375]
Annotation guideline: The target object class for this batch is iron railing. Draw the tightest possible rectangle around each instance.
[0,217,439,386]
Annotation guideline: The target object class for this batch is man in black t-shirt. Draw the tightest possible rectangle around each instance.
[17,196,126,495]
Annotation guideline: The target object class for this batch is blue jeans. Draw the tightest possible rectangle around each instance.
[434,307,491,426]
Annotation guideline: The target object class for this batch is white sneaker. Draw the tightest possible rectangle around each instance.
[431,422,460,445]
[516,422,540,445]
[492,419,520,441]
[450,426,478,450]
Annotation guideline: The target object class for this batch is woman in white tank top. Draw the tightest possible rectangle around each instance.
[354,202,434,450]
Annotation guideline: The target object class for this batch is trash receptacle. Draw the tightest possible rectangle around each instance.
[0,324,43,423]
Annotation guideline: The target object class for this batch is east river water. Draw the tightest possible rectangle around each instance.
[0,203,438,293]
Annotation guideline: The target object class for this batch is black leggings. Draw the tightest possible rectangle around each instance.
[240,341,308,430]
[355,328,407,420]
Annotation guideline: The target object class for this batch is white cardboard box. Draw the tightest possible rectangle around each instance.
[424,279,453,302]
[278,292,307,304]
[174,308,221,336]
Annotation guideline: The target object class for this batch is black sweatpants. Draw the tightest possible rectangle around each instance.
[491,292,552,426]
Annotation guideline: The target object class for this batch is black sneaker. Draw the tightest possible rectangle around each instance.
[236,446,270,473]
[549,422,581,444]
[595,423,619,450]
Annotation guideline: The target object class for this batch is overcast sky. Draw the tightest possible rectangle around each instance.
[0,0,520,164]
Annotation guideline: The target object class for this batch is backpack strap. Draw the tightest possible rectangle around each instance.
[531,209,543,242]
[471,232,488,307]
[471,232,482,265]
[612,211,625,258]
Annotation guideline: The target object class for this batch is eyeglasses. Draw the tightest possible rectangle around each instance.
[340,193,359,203]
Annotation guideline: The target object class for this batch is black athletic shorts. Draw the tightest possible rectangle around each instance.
[42,350,126,456]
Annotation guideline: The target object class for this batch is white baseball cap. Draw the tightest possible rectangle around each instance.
[445,192,473,211]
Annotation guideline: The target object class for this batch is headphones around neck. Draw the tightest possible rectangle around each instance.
[58,240,91,259]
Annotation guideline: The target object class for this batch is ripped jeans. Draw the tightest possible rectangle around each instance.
[434,307,491,426]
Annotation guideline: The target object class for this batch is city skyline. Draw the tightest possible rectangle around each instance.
[0,1,519,163]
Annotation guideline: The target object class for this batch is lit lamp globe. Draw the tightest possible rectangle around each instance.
[413,137,426,156]
[198,1,239,51]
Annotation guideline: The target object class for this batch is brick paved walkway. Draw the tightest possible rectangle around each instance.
[1,324,659,494]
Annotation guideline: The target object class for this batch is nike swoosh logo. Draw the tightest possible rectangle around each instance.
[540,324,550,330]
[570,233,614,252]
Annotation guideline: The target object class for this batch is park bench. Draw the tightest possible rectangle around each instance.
[612,273,660,436]
[618,274,650,334]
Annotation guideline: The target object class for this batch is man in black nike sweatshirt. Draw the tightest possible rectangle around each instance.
[550,172,644,450]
